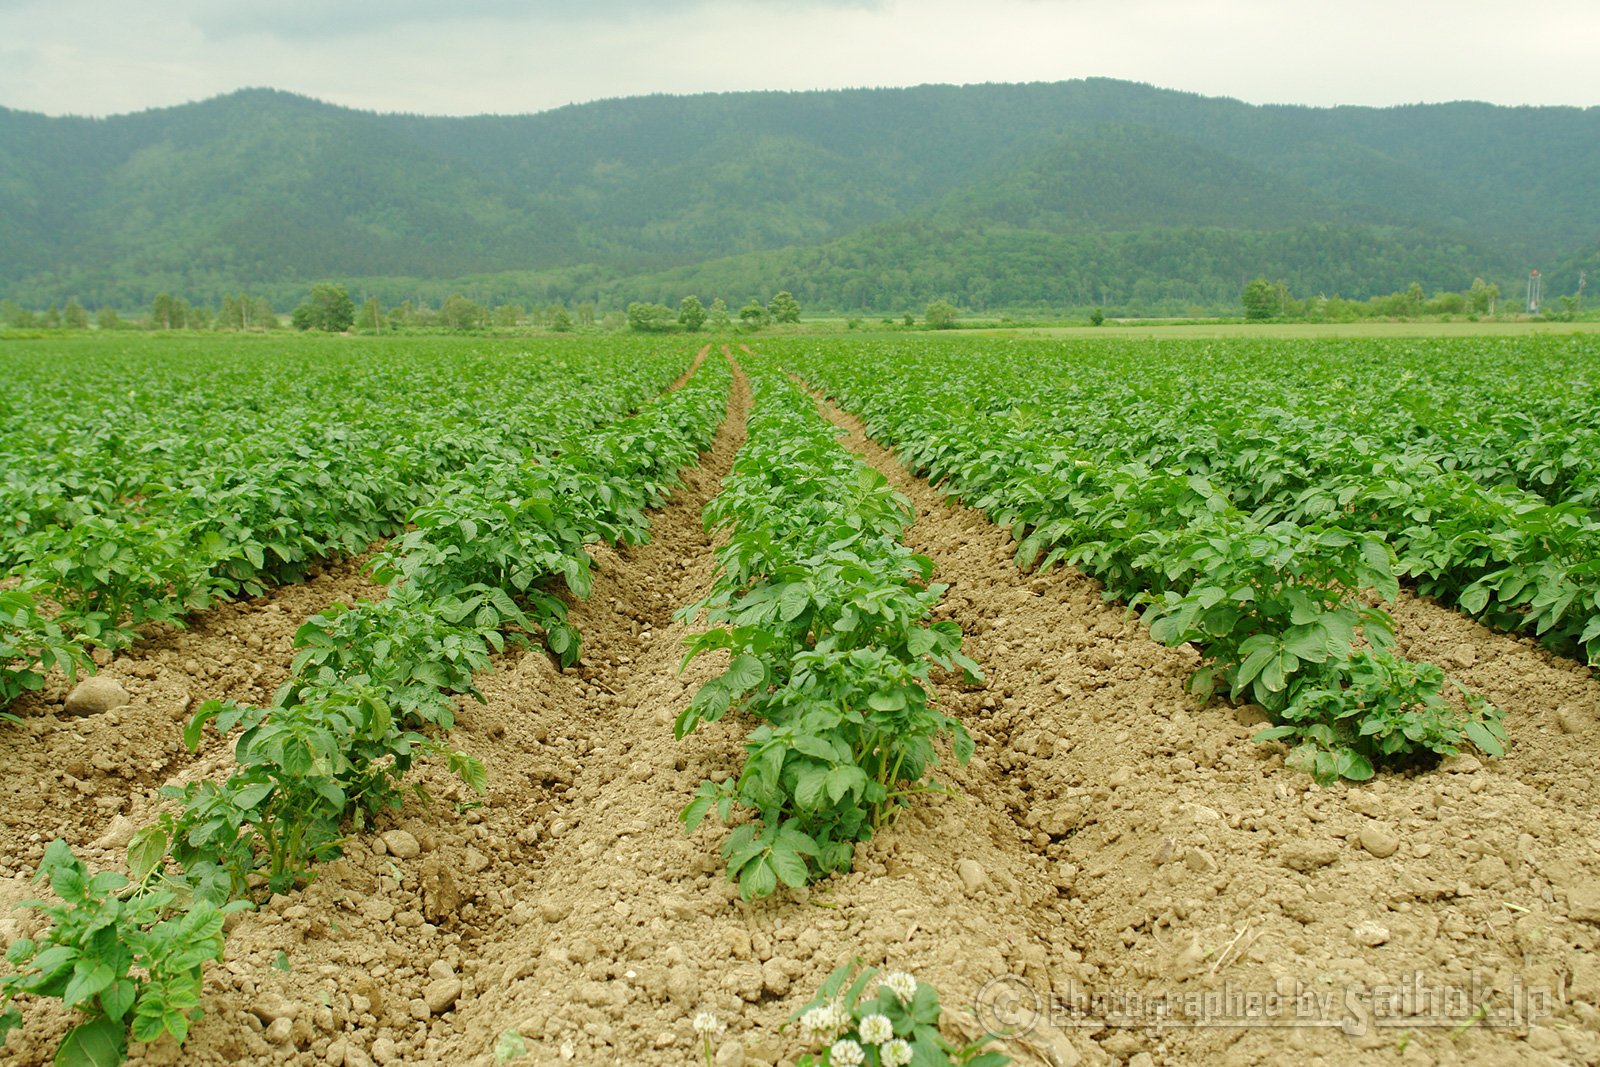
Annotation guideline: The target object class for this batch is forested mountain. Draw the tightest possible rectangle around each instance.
[1,80,1594,314]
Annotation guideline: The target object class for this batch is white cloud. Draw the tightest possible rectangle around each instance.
[0,0,1594,118]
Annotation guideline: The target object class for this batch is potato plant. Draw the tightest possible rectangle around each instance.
[0,841,247,1067]
[677,366,979,899]
[0,581,90,710]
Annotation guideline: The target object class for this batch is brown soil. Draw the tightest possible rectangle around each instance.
[1,354,1597,1067]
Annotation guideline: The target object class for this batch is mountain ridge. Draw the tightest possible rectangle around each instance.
[2,80,1594,314]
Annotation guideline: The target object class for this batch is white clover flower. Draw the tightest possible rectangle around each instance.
[881,1038,914,1067]
[881,970,918,1005]
[829,1038,867,1066]
[802,1002,849,1042]
[858,1013,893,1045]
[692,1012,724,1038]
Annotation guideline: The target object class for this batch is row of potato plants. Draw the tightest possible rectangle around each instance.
[973,341,1600,668]
[136,351,730,897]
[674,360,982,900]
[0,344,729,1065]
[0,335,688,706]
[946,335,1600,666]
[777,338,1508,783]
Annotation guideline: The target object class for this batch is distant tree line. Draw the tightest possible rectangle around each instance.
[1238,275,1546,322]
[625,291,801,333]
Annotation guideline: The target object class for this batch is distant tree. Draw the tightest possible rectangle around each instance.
[388,300,413,330]
[1405,282,1424,317]
[601,308,627,331]
[769,290,801,323]
[1467,277,1493,314]
[42,303,60,328]
[626,302,676,332]
[440,293,487,332]
[709,298,731,330]
[95,306,120,331]
[925,300,958,329]
[1089,308,1105,326]
[293,282,355,332]
[1,300,35,328]
[187,303,212,330]
[151,293,177,330]
[493,303,524,328]
[221,294,242,330]
[61,301,88,330]
[738,299,767,329]
[1241,278,1277,321]
[547,305,573,332]
[358,295,384,332]
[678,294,706,332]
[902,312,915,326]
[577,303,596,327]
[253,296,279,329]
[1426,291,1465,316]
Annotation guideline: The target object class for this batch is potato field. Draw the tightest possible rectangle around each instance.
[0,332,1598,1067]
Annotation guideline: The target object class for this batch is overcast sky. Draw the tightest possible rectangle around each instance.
[1,0,1594,119]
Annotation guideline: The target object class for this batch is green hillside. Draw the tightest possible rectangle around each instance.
[1,80,1594,314]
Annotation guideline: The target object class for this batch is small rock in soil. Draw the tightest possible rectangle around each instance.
[1351,921,1391,947]
[1280,840,1341,872]
[660,894,697,921]
[1470,856,1511,888]
[957,859,988,895]
[666,965,696,1005]
[62,676,130,716]
[1557,705,1591,734]
[250,992,297,1024]
[360,900,395,923]
[378,829,421,859]
[1568,882,1600,923]
[715,1039,746,1067]
[421,856,461,922]
[1358,825,1400,859]
[94,814,138,850]
[424,977,462,1014]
